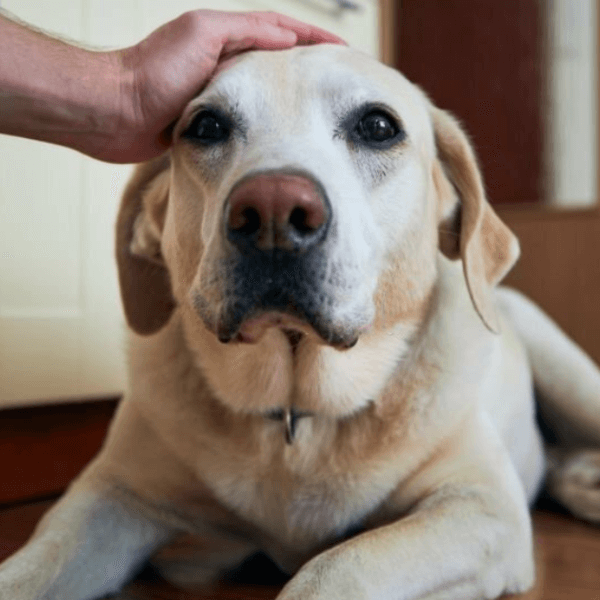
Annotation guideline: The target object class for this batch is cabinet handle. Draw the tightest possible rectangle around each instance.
[297,0,363,13]
[332,0,362,9]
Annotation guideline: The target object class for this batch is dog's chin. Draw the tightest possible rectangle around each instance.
[215,311,359,350]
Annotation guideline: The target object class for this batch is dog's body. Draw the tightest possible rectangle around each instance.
[2,44,600,600]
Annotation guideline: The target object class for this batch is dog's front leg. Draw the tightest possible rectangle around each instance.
[0,483,175,600]
[277,422,535,600]
[277,485,533,600]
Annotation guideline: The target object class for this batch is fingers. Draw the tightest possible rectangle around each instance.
[254,11,347,46]
[218,11,346,56]
[222,26,298,55]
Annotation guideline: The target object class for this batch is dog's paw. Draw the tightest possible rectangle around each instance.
[548,449,600,522]
[275,551,370,600]
[0,562,44,600]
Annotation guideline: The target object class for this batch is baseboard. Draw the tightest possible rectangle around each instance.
[0,398,119,506]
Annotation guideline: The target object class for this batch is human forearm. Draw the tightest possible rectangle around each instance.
[0,12,129,158]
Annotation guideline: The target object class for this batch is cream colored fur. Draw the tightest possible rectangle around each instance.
[1,45,600,600]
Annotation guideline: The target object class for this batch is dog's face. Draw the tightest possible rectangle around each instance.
[118,45,519,417]
[170,45,438,348]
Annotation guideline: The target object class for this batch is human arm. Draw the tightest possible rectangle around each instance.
[0,10,345,163]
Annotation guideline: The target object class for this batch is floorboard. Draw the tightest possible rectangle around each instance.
[1,499,599,599]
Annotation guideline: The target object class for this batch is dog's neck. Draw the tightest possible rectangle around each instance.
[127,310,438,463]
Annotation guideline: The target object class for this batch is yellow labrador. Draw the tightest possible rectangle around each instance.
[2,44,600,600]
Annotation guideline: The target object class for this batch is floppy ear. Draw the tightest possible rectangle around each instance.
[432,107,520,333]
[115,154,175,335]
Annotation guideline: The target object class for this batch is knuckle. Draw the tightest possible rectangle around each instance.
[177,10,204,30]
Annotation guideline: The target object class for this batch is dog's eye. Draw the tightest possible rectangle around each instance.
[185,111,231,144]
[355,110,400,145]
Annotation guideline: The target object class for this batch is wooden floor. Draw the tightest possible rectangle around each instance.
[1,498,599,599]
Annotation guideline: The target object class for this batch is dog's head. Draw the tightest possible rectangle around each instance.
[117,45,518,412]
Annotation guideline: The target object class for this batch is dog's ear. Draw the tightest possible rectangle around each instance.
[431,107,520,333]
[115,155,176,335]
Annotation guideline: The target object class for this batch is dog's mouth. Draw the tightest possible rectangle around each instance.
[197,250,363,350]
[216,307,359,350]
[220,311,311,347]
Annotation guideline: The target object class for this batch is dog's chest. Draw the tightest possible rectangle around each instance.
[203,428,395,552]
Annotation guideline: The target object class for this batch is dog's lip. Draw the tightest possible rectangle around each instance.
[216,310,360,349]
[228,312,315,344]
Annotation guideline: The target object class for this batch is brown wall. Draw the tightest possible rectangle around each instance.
[501,207,600,365]
[397,0,546,205]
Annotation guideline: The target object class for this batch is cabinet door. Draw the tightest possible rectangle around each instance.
[0,0,380,407]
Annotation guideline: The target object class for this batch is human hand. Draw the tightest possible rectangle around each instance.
[106,10,346,163]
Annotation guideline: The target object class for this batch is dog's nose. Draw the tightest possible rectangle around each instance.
[227,172,329,251]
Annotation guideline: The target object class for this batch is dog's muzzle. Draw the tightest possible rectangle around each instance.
[210,171,356,349]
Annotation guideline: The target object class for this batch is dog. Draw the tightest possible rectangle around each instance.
[2,43,600,600]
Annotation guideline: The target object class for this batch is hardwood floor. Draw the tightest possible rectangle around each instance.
[1,497,599,599]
